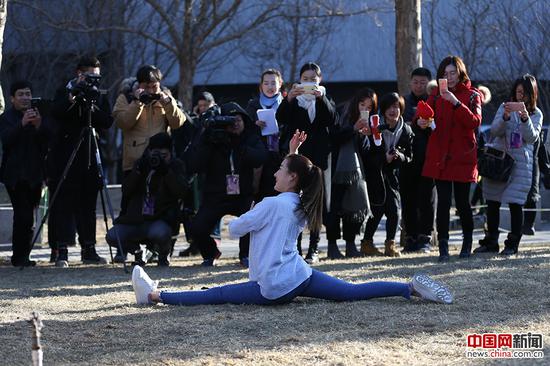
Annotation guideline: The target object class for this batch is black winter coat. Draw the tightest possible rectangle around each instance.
[186,126,268,197]
[276,95,337,170]
[47,82,113,185]
[115,158,187,226]
[0,108,51,188]
[360,120,414,206]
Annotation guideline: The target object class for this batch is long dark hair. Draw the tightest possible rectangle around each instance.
[436,55,470,84]
[347,88,378,125]
[511,74,538,114]
[285,154,324,232]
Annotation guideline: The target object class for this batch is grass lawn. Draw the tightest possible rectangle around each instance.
[1,246,549,365]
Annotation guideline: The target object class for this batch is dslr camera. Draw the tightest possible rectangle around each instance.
[139,92,161,105]
[149,150,163,169]
[70,73,103,103]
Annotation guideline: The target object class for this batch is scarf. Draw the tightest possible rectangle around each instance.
[380,117,404,153]
[259,92,282,110]
[297,85,326,123]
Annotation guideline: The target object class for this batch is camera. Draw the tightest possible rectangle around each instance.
[149,151,163,169]
[199,105,238,145]
[70,73,103,103]
[139,93,161,105]
[200,105,238,129]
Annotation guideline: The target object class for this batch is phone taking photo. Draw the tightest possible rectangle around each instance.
[507,102,524,112]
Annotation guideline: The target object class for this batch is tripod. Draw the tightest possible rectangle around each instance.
[31,95,128,273]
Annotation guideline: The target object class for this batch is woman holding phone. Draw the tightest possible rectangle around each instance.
[474,74,542,255]
[324,88,377,259]
[276,62,338,263]
[417,56,482,262]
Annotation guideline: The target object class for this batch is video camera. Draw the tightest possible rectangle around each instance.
[200,105,238,130]
[70,73,103,103]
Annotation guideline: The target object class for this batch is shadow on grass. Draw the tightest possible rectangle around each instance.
[1,246,549,364]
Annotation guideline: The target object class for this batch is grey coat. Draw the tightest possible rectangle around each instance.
[483,104,543,204]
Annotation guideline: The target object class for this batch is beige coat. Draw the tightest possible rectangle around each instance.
[113,94,186,171]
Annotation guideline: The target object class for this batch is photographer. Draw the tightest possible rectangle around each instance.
[187,102,268,267]
[113,65,186,175]
[47,56,113,267]
[106,133,187,266]
[0,81,51,267]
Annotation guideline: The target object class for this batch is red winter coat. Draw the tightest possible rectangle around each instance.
[420,80,482,183]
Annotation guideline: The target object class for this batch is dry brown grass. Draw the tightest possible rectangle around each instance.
[1,246,550,365]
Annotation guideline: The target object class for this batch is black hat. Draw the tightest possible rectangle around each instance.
[148,132,172,150]
[220,102,252,126]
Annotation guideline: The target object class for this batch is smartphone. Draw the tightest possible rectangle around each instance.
[438,79,448,94]
[301,84,316,94]
[360,110,369,120]
[31,97,42,110]
[507,102,524,112]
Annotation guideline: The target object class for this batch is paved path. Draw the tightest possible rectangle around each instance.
[2,216,550,265]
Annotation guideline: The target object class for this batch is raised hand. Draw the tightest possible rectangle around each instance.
[289,129,307,154]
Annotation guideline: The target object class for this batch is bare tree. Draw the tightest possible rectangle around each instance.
[17,0,283,109]
[395,0,422,95]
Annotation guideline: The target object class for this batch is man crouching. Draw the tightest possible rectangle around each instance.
[106,132,187,266]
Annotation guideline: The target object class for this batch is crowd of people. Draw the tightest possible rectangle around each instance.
[0,54,546,271]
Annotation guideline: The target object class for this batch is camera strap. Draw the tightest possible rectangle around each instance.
[226,151,240,195]
[142,171,156,215]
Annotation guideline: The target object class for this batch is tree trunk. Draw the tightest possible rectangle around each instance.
[178,58,195,110]
[0,0,8,114]
[395,0,422,95]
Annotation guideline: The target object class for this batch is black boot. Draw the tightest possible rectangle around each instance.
[438,239,449,262]
[500,233,521,256]
[345,241,362,258]
[459,234,473,259]
[401,236,418,254]
[473,233,500,253]
[132,250,146,267]
[326,240,344,259]
[158,252,170,267]
[81,245,107,264]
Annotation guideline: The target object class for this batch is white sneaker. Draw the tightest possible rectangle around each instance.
[411,273,453,304]
[131,266,158,305]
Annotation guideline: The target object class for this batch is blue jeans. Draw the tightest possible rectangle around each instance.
[106,220,172,254]
[160,269,411,305]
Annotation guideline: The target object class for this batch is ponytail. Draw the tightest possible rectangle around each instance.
[285,154,324,232]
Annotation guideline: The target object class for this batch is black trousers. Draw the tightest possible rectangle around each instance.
[400,172,435,239]
[190,194,252,260]
[6,183,42,263]
[486,200,523,238]
[47,178,99,248]
[363,181,400,241]
[435,180,473,241]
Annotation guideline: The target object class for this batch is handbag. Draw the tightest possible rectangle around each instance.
[477,144,514,182]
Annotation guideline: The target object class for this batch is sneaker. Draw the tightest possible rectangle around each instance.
[131,266,158,305]
[81,246,108,264]
[56,248,69,268]
[522,226,535,236]
[201,249,222,267]
[158,254,170,267]
[305,250,319,264]
[411,273,453,304]
[178,246,200,257]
